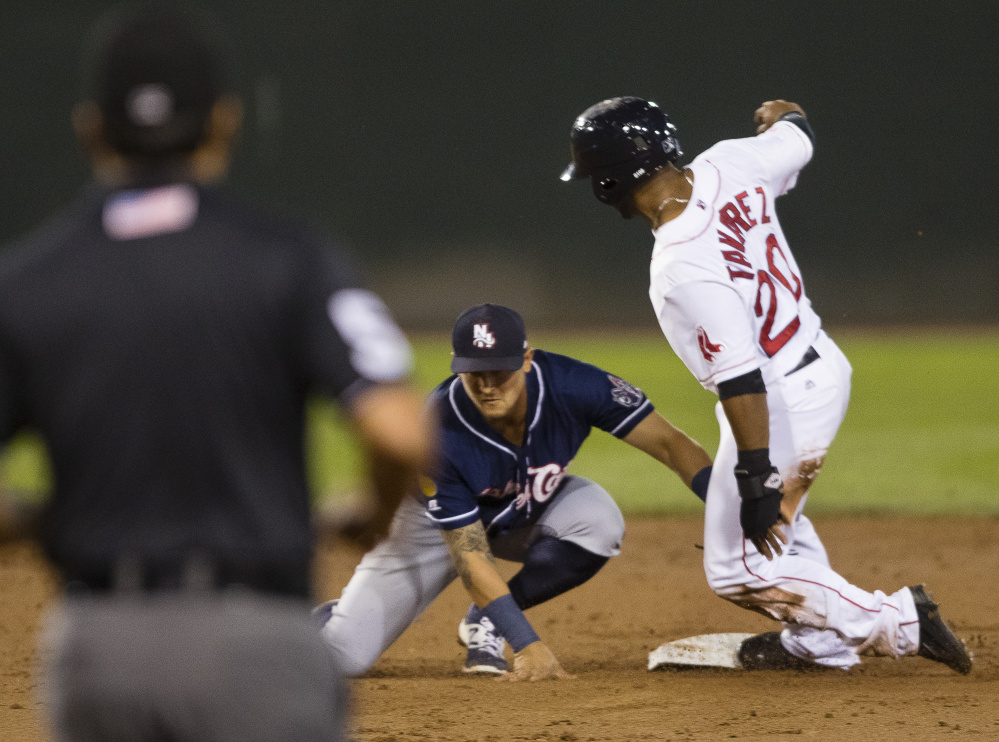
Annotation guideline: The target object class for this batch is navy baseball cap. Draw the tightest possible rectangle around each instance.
[450,304,528,373]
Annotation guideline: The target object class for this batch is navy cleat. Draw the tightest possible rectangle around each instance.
[458,616,508,675]
[909,585,972,675]
[738,632,823,671]
[311,599,338,627]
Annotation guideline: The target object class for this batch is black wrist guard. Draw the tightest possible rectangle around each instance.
[735,467,783,502]
[734,450,783,540]
[735,448,772,478]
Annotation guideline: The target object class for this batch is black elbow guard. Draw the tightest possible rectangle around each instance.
[779,111,815,145]
[717,369,766,400]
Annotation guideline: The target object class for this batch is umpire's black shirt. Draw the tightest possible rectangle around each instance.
[0,180,412,596]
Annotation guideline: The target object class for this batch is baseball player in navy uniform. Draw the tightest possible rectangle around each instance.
[561,97,971,673]
[317,303,712,679]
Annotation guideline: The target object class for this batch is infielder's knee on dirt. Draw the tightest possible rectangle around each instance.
[320,609,385,676]
[320,505,459,676]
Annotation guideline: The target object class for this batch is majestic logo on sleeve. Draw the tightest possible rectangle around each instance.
[697,327,725,362]
[472,323,496,348]
[608,375,644,407]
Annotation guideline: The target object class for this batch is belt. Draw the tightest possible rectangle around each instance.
[62,556,310,598]
[785,346,819,376]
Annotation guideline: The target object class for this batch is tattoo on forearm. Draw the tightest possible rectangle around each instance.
[443,524,496,589]
[453,523,490,553]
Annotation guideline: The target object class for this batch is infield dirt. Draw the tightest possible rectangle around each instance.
[2,515,997,741]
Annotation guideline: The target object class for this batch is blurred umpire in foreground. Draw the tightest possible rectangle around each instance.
[0,4,435,741]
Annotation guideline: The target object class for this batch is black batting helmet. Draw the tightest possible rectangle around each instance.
[561,97,681,218]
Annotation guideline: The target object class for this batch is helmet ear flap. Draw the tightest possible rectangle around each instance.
[589,167,648,219]
[589,170,624,205]
[597,176,618,192]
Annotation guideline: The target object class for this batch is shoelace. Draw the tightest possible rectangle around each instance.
[468,618,506,656]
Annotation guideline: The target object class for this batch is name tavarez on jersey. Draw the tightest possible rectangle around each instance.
[425,350,653,534]
[649,119,822,394]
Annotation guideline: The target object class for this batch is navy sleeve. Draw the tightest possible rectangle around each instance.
[297,238,413,406]
[554,354,655,438]
[424,454,482,531]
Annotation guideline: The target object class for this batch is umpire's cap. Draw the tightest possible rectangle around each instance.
[451,304,528,374]
[81,3,231,157]
[561,97,681,217]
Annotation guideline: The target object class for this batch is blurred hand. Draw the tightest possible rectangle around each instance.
[754,100,806,134]
[495,641,576,682]
[315,499,393,552]
[0,488,43,545]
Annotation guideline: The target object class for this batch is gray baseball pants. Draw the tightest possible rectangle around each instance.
[40,591,348,742]
[320,475,624,675]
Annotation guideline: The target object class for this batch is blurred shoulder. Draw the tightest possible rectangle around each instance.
[202,187,346,252]
[200,186,364,283]
[0,188,104,284]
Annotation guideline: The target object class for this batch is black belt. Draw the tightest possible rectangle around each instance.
[62,556,310,598]
[785,346,819,376]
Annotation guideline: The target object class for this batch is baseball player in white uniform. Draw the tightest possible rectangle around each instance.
[561,96,972,673]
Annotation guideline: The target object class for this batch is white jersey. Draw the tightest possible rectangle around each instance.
[648,118,923,671]
[649,119,821,394]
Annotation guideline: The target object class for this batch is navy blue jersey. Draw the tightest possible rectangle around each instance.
[424,350,653,533]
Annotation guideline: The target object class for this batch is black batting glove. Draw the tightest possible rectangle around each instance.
[734,448,785,558]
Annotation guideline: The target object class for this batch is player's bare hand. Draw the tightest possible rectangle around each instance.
[754,100,806,134]
[496,641,576,682]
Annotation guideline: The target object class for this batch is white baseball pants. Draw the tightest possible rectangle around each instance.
[703,331,920,668]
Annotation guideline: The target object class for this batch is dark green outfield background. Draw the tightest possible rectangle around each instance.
[5,330,997,512]
[2,2,996,329]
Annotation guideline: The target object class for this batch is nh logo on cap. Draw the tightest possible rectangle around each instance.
[472,323,496,348]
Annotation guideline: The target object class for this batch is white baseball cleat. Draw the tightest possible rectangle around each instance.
[458,616,509,675]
